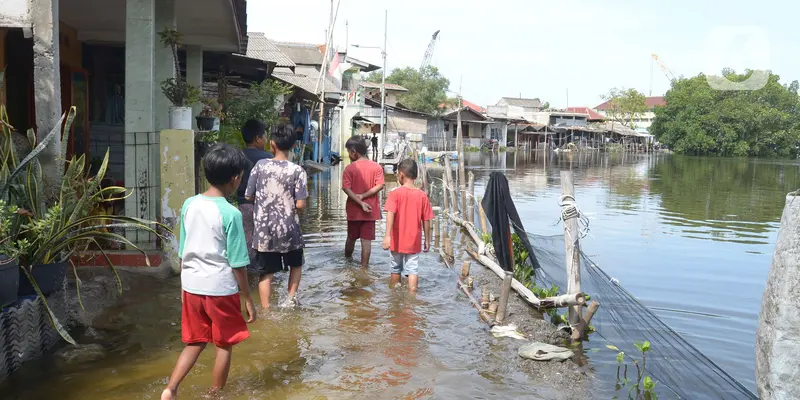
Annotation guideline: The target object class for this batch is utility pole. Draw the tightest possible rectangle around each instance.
[380,9,388,160]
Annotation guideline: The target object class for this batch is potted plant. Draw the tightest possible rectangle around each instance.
[1,102,168,345]
[158,28,200,129]
[196,97,221,131]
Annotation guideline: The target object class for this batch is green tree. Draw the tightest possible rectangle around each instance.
[601,87,648,128]
[651,70,800,157]
[542,101,551,110]
[367,66,450,114]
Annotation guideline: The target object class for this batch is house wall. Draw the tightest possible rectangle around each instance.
[595,109,657,130]
[0,0,30,28]
[387,111,426,135]
[58,22,82,70]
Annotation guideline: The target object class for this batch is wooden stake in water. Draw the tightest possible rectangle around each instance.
[467,172,475,225]
[496,270,513,324]
[477,196,488,234]
[461,260,471,278]
[560,170,583,340]
[435,215,441,249]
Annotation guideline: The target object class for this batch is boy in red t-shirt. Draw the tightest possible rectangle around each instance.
[342,136,385,268]
[382,158,434,292]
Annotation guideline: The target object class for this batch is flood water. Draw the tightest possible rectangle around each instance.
[1,151,794,398]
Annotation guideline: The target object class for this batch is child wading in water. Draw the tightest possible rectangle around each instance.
[245,123,309,308]
[162,144,257,400]
[382,158,434,292]
[342,136,385,268]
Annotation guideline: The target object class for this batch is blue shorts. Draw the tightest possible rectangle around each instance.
[390,252,419,276]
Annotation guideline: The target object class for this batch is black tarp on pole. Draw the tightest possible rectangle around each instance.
[481,171,540,272]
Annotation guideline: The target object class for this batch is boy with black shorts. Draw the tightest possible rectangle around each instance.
[162,144,256,400]
[245,123,309,309]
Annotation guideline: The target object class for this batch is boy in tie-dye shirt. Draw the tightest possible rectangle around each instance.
[245,123,309,309]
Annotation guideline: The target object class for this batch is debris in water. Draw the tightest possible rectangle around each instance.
[491,325,526,340]
[518,342,574,362]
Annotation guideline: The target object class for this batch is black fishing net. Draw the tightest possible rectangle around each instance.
[438,168,755,399]
[526,233,756,399]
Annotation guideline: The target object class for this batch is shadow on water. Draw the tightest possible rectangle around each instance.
[1,152,791,397]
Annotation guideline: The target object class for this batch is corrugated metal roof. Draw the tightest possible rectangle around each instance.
[245,33,295,68]
[274,42,325,66]
[359,81,408,92]
[498,97,542,108]
[272,71,338,97]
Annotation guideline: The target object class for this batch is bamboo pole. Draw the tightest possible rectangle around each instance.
[442,171,450,214]
[477,196,488,233]
[435,215,441,249]
[446,211,585,309]
[467,172,475,225]
[458,274,494,325]
[496,271,513,324]
[560,170,583,340]
[461,260,470,277]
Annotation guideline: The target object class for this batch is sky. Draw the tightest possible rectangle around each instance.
[248,0,800,109]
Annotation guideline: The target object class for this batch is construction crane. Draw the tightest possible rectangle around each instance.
[420,30,440,70]
[650,53,676,95]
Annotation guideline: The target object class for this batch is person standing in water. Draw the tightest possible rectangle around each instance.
[162,144,256,400]
[236,119,273,270]
[342,136,385,268]
[371,132,379,161]
[382,158,433,292]
[245,123,308,309]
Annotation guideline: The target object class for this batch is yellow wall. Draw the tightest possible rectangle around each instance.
[59,21,82,70]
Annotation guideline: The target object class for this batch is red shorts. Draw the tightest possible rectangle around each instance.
[347,220,376,241]
[181,291,250,347]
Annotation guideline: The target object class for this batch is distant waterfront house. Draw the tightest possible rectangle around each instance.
[426,106,497,151]
[594,96,665,131]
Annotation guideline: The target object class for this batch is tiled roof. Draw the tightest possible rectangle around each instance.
[359,81,408,92]
[245,33,295,68]
[274,41,325,66]
[595,96,665,110]
[498,97,542,108]
[565,107,605,120]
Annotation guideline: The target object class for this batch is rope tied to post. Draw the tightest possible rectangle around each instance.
[557,194,590,239]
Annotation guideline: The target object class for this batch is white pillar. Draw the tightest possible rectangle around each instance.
[186,45,203,129]
[153,0,176,132]
[31,0,62,201]
[124,0,158,244]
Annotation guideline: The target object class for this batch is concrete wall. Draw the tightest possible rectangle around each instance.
[0,0,30,28]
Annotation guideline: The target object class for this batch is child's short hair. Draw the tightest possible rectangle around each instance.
[270,123,296,151]
[203,144,248,186]
[397,158,418,180]
[241,119,267,144]
[345,136,368,155]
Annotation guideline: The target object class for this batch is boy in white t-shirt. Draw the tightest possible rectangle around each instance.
[162,144,257,400]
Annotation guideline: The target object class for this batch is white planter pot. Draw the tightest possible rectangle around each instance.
[168,107,193,130]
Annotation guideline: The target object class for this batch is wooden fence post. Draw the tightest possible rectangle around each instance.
[496,271,513,324]
[467,172,475,225]
[560,170,583,340]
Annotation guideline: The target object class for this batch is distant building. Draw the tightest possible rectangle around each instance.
[594,96,665,131]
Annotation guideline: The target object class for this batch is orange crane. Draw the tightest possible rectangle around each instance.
[650,53,676,95]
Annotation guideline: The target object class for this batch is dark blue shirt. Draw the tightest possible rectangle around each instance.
[237,147,273,204]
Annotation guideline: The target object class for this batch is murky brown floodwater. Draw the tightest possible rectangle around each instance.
[0,163,558,400]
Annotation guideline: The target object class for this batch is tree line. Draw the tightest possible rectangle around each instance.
[605,70,800,158]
